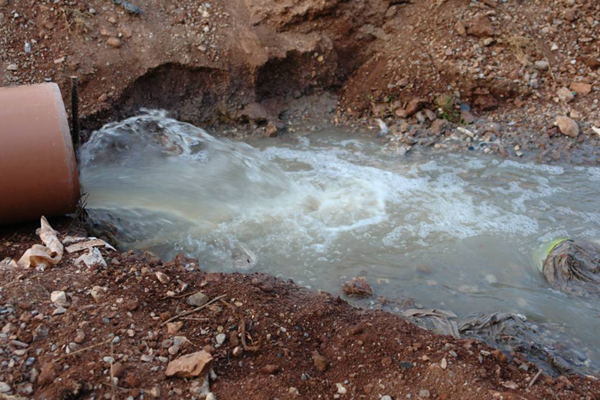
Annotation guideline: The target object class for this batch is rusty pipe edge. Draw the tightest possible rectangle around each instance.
[0,83,80,225]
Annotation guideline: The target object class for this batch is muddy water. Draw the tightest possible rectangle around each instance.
[80,111,600,372]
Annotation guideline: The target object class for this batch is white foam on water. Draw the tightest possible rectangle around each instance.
[79,112,600,372]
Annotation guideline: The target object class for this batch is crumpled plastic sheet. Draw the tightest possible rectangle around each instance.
[402,308,460,339]
[75,247,108,269]
[17,216,63,269]
[404,308,600,376]
[542,240,600,297]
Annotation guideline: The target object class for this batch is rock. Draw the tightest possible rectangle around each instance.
[564,8,577,22]
[6,63,17,71]
[53,57,65,64]
[431,118,451,135]
[98,93,108,102]
[261,364,280,374]
[583,57,600,70]
[440,358,447,369]
[187,291,208,307]
[381,397,393,400]
[2,323,13,334]
[74,330,86,344]
[312,351,328,372]
[165,351,213,378]
[534,60,549,71]
[90,286,106,303]
[107,37,122,48]
[424,109,436,121]
[173,336,189,347]
[232,346,243,357]
[467,15,494,38]
[419,389,431,398]
[215,333,226,346]
[336,383,347,395]
[570,82,592,95]
[155,271,170,284]
[503,381,518,390]
[111,362,125,378]
[148,387,161,398]
[455,21,466,37]
[0,382,10,393]
[166,321,184,335]
[555,116,579,138]
[50,291,68,306]
[343,277,373,297]
[395,98,427,118]
[557,87,574,103]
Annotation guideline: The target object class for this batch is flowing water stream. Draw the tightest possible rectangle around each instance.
[80,110,600,374]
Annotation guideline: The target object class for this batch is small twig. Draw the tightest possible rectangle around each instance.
[180,317,210,321]
[53,338,112,362]
[528,369,543,388]
[161,295,226,326]
[220,298,261,352]
[159,290,190,300]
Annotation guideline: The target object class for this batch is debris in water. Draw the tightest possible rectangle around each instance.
[375,118,389,138]
[542,240,600,297]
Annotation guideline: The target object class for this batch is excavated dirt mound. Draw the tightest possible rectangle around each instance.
[1,219,600,399]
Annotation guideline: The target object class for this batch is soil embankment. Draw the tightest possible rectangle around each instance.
[1,0,599,162]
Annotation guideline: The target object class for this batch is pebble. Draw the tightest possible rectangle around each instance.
[187,291,210,308]
[0,382,10,393]
[155,271,170,284]
[107,37,122,48]
[419,389,430,398]
[52,307,67,316]
[215,333,226,346]
[74,330,86,344]
[440,358,447,369]
[166,321,183,335]
[557,87,574,103]
[6,63,17,71]
[534,60,549,70]
[50,291,68,306]
[382,397,393,400]
[90,286,106,303]
[336,383,347,395]
[555,116,580,137]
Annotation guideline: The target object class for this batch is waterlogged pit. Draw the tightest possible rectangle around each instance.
[80,111,600,374]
